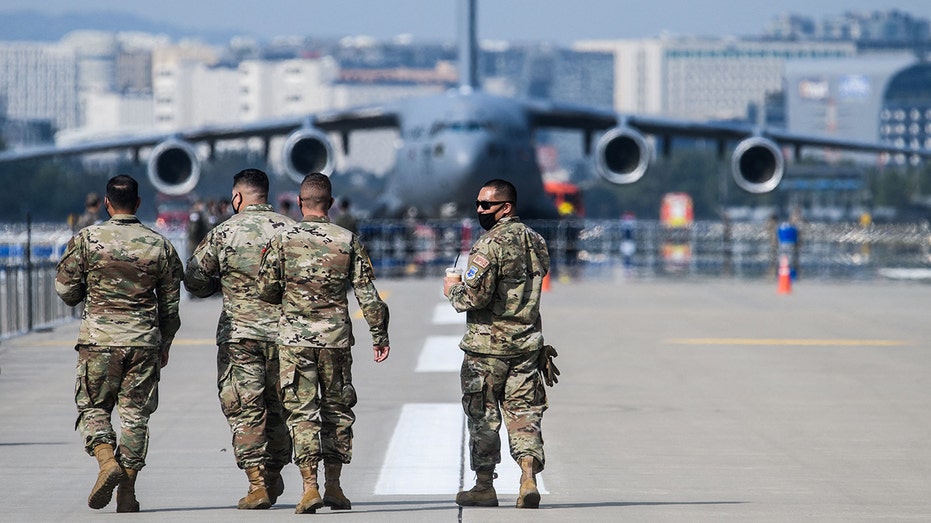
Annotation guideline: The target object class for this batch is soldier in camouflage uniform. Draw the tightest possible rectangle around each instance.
[183,168,294,510]
[443,179,550,509]
[55,174,182,513]
[256,172,390,514]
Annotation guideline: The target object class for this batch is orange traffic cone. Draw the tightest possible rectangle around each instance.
[542,272,551,292]
[777,255,792,295]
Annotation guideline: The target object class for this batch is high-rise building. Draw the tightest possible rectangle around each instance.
[574,37,856,122]
[0,41,79,131]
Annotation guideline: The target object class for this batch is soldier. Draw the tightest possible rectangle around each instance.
[443,178,555,509]
[332,197,358,234]
[183,168,295,509]
[72,191,101,232]
[55,174,182,512]
[256,172,390,514]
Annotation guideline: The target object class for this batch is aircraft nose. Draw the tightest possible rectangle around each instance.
[441,134,494,184]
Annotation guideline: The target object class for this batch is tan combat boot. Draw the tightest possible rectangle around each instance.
[265,464,285,506]
[116,468,140,513]
[322,461,352,510]
[295,463,324,514]
[455,468,498,507]
[516,456,540,509]
[88,443,124,509]
[237,466,271,510]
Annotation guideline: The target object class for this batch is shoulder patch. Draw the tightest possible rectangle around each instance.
[472,254,490,268]
[466,266,479,280]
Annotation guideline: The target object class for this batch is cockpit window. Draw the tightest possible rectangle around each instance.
[429,120,492,136]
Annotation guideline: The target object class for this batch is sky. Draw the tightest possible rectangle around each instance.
[0,0,930,44]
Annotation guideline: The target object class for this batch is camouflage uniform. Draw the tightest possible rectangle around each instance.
[56,214,182,471]
[447,216,550,472]
[184,203,295,471]
[256,215,389,467]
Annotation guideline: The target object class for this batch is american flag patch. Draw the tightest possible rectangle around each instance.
[473,254,490,268]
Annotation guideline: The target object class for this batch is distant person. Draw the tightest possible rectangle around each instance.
[766,213,778,277]
[184,168,295,509]
[279,198,295,220]
[256,173,390,514]
[186,199,211,257]
[443,179,557,509]
[213,199,233,226]
[72,192,102,233]
[332,198,358,234]
[55,174,183,513]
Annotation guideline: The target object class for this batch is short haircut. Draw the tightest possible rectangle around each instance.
[106,175,139,211]
[482,178,517,204]
[300,172,332,205]
[233,168,269,195]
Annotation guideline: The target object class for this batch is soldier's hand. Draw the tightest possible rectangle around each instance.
[373,345,390,363]
[538,345,559,387]
[159,349,170,368]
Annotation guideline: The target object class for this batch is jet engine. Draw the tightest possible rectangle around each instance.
[730,136,784,194]
[595,127,651,185]
[147,139,200,196]
[281,128,336,184]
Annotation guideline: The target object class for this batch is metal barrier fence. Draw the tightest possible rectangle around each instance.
[0,223,75,340]
[1,219,929,339]
[358,219,931,281]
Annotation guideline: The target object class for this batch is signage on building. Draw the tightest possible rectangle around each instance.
[798,78,829,101]
[838,74,871,101]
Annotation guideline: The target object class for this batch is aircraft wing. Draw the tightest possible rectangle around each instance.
[522,98,931,193]
[524,99,931,158]
[0,103,403,197]
[0,105,402,164]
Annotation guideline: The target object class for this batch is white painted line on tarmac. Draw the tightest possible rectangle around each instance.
[415,336,462,372]
[375,403,463,495]
[375,403,548,496]
[432,303,464,325]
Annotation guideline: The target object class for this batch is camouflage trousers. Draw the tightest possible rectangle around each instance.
[461,350,547,472]
[74,345,160,471]
[217,340,291,471]
[278,346,357,466]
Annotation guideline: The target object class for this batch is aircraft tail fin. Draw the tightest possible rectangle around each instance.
[458,0,479,89]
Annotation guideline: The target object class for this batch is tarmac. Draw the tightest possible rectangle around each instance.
[1,276,930,522]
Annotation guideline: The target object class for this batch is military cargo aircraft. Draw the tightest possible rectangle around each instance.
[1,0,928,218]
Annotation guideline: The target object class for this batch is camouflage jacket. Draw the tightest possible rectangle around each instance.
[56,214,183,350]
[184,203,295,343]
[256,215,389,348]
[447,216,549,357]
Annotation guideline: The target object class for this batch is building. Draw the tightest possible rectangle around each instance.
[880,62,931,161]
[784,53,915,150]
[574,37,856,121]
[0,41,79,131]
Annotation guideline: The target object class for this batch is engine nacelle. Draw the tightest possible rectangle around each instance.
[731,136,784,194]
[595,127,651,185]
[282,128,336,184]
[147,139,200,196]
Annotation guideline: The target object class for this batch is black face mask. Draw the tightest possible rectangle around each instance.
[478,212,498,231]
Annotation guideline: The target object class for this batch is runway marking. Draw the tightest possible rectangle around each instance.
[415,336,462,372]
[665,338,910,347]
[375,403,463,495]
[375,403,547,496]
[432,303,464,325]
